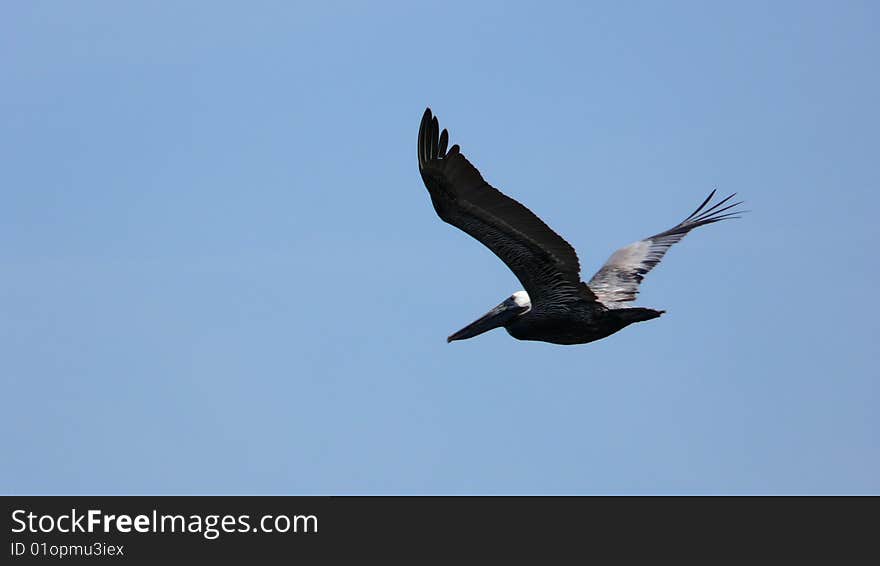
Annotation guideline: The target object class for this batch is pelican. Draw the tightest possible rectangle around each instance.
[417,108,743,345]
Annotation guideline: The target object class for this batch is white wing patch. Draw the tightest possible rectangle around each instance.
[606,240,652,271]
[586,191,743,308]
[588,237,683,308]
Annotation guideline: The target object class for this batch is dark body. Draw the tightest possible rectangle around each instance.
[417,108,741,346]
[506,306,662,345]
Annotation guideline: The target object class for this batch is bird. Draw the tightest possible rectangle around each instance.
[417,108,744,345]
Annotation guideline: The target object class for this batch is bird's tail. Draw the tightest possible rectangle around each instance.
[610,307,665,325]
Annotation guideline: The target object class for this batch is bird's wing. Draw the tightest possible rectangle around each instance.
[418,108,595,307]
[587,190,743,307]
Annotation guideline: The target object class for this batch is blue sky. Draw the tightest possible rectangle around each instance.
[2,1,877,494]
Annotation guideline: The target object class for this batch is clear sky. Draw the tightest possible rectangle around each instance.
[2,1,877,494]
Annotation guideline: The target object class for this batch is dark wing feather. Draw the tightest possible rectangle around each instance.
[587,190,744,306]
[417,108,594,307]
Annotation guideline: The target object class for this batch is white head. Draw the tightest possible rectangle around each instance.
[511,290,531,310]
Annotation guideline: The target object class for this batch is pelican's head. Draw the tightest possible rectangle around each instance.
[447,291,531,343]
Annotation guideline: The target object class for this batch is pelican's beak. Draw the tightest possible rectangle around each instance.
[447,298,529,343]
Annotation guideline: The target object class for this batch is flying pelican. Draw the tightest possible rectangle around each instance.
[417,108,743,345]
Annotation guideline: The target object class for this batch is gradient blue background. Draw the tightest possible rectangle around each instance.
[2,1,877,494]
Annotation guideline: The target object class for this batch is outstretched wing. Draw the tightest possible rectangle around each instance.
[587,190,743,307]
[418,108,595,308]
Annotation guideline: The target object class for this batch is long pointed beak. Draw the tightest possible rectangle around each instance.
[447,301,527,343]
